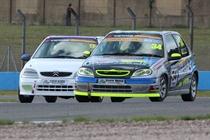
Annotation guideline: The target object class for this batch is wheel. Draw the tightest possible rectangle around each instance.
[181,73,197,101]
[45,96,57,103]
[58,96,74,99]
[75,95,90,102]
[149,75,168,102]
[110,97,126,102]
[18,88,34,103]
[90,97,103,102]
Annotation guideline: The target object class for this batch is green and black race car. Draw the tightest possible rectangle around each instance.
[74,30,198,103]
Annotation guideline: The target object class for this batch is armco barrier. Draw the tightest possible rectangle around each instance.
[197,71,210,90]
[0,71,209,90]
[0,72,20,90]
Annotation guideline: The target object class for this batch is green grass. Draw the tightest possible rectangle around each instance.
[1,24,210,47]
[62,118,71,123]
[0,99,19,102]
[0,24,210,70]
[0,114,210,126]
[0,119,15,125]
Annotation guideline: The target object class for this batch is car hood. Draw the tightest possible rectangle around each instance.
[83,56,164,70]
[23,59,85,77]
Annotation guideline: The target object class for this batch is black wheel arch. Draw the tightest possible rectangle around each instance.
[193,70,199,85]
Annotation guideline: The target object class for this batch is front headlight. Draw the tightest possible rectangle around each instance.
[78,67,94,77]
[131,69,152,77]
[21,68,39,79]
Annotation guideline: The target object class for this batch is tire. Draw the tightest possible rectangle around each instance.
[75,95,90,102]
[18,88,34,103]
[110,97,126,102]
[90,97,103,102]
[181,73,197,102]
[149,75,168,102]
[45,96,57,103]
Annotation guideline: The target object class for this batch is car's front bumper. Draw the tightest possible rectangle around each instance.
[19,78,75,96]
[74,77,161,98]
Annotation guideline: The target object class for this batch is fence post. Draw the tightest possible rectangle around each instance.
[71,9,79,35]
[17,9,26,68]
[7,46,10,71]
[185,4,194,52]
[126,7,136,30]
[113,0,116,27]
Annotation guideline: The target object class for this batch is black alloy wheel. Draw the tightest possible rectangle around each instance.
[45,96,57,103]
[90,97,103,102]
[181,73,197,101]
[110,97,126,102]
[149,75,168,102]
[75,95,90,102]
[18,88,34,103]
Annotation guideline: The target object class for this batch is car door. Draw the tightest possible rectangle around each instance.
[164,34,182,93]
[172,34,192,91]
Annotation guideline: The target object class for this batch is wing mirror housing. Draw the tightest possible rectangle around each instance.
[21,54,31,61]
[168,53,181,61]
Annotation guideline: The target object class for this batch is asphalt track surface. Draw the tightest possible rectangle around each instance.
[0,96,210,122]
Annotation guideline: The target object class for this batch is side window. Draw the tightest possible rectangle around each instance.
[33,41,53,58]
[172,34,189,57]
[165,35,179,57]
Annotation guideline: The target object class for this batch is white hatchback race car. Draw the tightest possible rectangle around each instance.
[18,35,104,103]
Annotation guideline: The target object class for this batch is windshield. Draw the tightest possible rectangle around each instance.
[33,38,97,59]
[92,34,164,57]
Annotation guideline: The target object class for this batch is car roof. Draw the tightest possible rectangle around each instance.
[106,30,180,36]
[46,35,103,40]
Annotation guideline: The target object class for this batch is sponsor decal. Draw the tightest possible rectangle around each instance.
[142,38,162,44]
[113,35,134,37]
[178,58,189,68]
[70,39,96,43]
[152,58,166,70]
[121,59,147,65]
[134,35,161,39]
[104,38,141,42]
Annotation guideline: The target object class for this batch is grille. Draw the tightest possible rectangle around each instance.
[40,72,72,77]
[96,69,130,77]
[92,85,132,92]
[36,85,73,91]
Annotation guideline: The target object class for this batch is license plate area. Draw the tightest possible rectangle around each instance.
[42,80,68,85]
[98,79,125,85]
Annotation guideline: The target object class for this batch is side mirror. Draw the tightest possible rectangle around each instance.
[21,54,30,61]
[168,53,181,61]
[83,51,91,58]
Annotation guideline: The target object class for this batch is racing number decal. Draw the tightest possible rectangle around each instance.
[151,44,162,50]
[170,69,178,87]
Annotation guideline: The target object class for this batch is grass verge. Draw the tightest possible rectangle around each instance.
[0,99,19,102]
[1,114,210,126]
